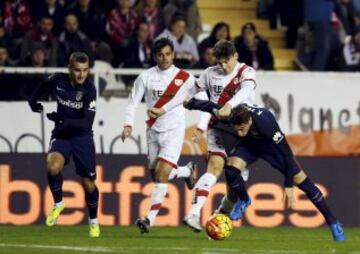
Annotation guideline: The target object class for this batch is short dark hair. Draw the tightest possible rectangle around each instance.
[152,37,174,55]
[229,104,251,125]
[213,40,237,59]
[170,13,187,26]
[69,52,89,65]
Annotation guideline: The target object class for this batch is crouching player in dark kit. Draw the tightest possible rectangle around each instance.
[28,52,100,237]
[185,98,345,242]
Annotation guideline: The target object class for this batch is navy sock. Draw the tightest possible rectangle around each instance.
[297,178,337,225]
[225,165,249,202]
[85,187,99,219]
[47,172,63,203]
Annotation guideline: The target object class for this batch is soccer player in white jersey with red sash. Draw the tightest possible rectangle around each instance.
[148,40,257,232]
[121,38,197,234]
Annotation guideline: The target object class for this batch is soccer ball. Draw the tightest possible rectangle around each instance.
[205,214,233,240]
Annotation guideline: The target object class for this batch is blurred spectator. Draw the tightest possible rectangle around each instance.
[124,22,154,68]
[354,0,360,12]
[234,22,274,70]
[0,26,15,58]
[22,43,49,67]
[0,45,14,66]
[335,0,355,35]
[57,14,94,66]
[192,45,216,69]
[302,0,340,71]
[198,22,230,57]
[67,0,112,63]
[2,0,32,40]
[20,15,58,66]
[163,0,202,39]
[284,0,304,49]
[91,0,116,15]
[36,0,65,36]
[106,0,139,67]
[157,14,199,68]
[354,12,360,27]
[339,26,360,71]
[134,0,165,40]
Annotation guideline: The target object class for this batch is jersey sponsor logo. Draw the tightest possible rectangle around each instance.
[57,95,83,109]
[211,85,223,95]
[151,90,163,100]
[272,131,284,144]
[76,91,84,101]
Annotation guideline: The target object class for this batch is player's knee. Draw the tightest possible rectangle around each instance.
[82,178,96,192]
[225,165,240,182]
[226,157,247,170]
[294,170,307,185]
[207,156,225,177]
[47,160,63,175]
[154,169,169,183]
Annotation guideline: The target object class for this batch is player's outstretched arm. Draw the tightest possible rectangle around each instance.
[28,77,54,113]
[184,98,221,115]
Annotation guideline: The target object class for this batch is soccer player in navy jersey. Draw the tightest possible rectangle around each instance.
[28,52,100,237]
[184,98,346,242]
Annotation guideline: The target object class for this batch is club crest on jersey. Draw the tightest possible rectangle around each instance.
[233,77,240,84]
[76,91,83,101]
[174,79,183,86]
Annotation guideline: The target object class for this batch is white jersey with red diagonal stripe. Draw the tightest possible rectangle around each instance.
[124,65,195,132]
[196,62,257,132]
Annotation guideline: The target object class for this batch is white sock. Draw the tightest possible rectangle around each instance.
[189,173,217,216]
[146,183,168,226]
[89,217,98,225]
[55,200,64,208]
[168,166,191,181]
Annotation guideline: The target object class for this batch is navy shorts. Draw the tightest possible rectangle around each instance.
[49,135,96,180]
[229,141,300,177]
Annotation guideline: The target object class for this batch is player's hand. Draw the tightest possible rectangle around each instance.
[216,103,232,120]
[283,187,294,209]
[121,126,132,142]
[28,101,43,113]
[46,112,63,123]
[147,107,165,119]
[192,128,203,143]
[183,100,191,109]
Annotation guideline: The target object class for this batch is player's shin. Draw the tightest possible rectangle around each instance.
[85,186,99,220]
[297,177,337,225]
[225,166,249,202]
[188,172,217,216]
[146,183,168,226]
[47,172,64,205]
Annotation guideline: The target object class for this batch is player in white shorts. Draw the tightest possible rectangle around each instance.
[148,40,257,232]
[121,38,197,234]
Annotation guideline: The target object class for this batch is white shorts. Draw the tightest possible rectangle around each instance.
[207,128,227,158]
[146,126,185,169]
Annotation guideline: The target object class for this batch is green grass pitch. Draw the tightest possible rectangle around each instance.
[0,225,359,254]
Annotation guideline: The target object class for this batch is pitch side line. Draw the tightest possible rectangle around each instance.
[0,243,326,254]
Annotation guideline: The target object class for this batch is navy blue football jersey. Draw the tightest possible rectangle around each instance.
[30,73,96,137]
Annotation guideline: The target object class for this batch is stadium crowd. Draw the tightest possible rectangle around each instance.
[0,0,359,71]
[0,0,360,100]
